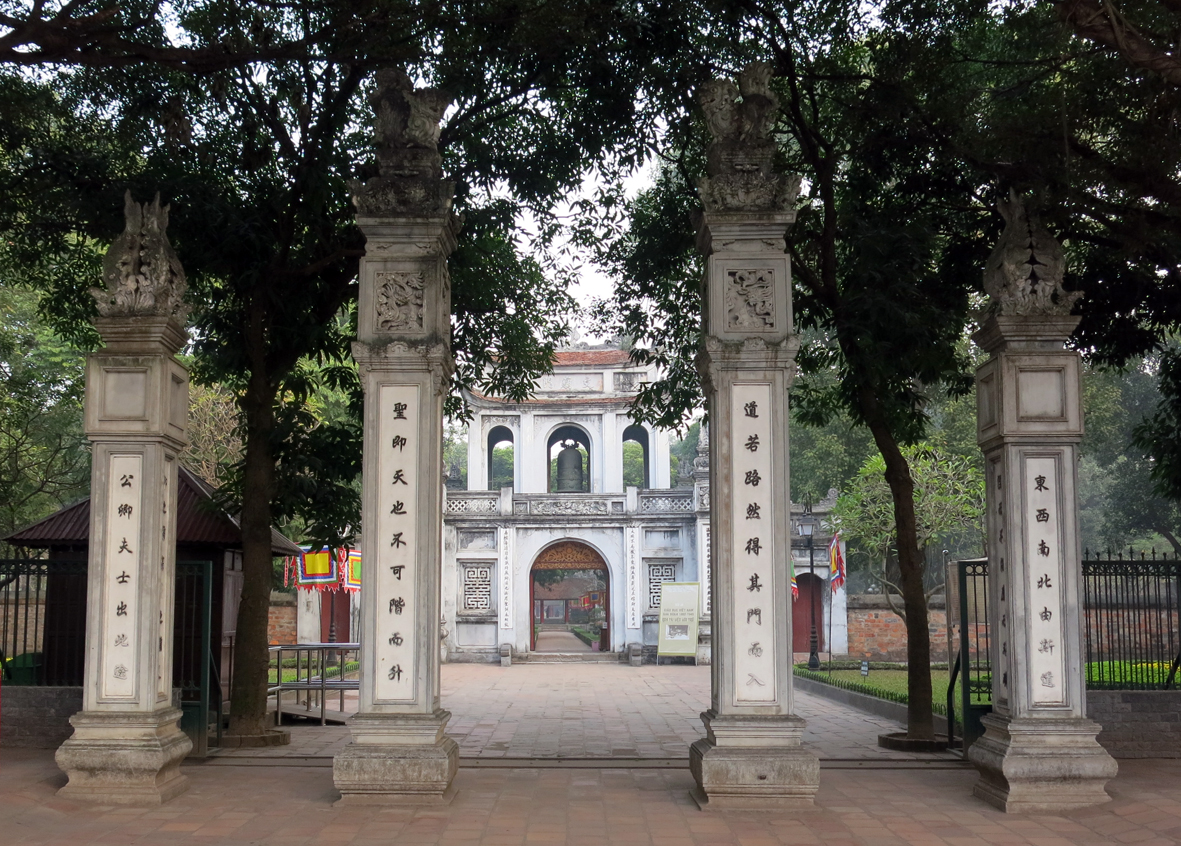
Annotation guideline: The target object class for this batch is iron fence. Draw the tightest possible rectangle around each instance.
[1083,549,1181,690]
[0,559,87,686]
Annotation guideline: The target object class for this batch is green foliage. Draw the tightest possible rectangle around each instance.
[0,288,90,548]
[832,446,985,602]
[622,440,645,488]
[490,445,514,490]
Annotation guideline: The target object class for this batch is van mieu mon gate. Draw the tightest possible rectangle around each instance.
[55,63,1118,814]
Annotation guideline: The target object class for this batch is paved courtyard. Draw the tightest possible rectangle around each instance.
[5,662,1179,845]
[248,662,958,762]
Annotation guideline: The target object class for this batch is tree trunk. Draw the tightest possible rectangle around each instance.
[227,306,277,737]
[861,397,936,740]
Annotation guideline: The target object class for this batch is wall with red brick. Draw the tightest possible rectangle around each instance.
[845,595,947,660]
[268,591,297,645]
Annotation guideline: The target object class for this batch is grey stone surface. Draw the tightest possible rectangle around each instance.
[60,193,193,805]
[1090,691,1181,758]
[690,63,817,807]
[969,196,1116,811]
[0,687,83,748]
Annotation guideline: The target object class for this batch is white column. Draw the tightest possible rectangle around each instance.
[333,70,458,804]
[967,194,1116,812]
[466,412,484,491]
[56,193,192,805]
[603,412,622,493]
[689,64,818,809]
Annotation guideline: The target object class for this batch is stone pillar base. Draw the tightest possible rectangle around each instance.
[333,710,458,805]
[689,710,819,809]
[969,713,1118,813]
[55,707,191,805]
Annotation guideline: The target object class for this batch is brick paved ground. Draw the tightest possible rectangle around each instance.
[248,663,954,762]
[3,746,1179,845]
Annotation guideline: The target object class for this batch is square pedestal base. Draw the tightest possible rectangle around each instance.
[689,710,819,809]
[969,712,1118,813]
[55,707,192,805]
[333,710,458,805]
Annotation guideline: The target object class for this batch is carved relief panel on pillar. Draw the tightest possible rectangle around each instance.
[375,384,420,703]
[731,383,776,705]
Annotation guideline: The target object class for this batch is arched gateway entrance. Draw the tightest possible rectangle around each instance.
[530,541,610,653]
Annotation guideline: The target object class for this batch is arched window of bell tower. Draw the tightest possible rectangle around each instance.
[487,426,515,490]
[621,423,650,490]
[547,424,591,493]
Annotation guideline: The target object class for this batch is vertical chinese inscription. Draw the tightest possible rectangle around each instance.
[732,383,775,704]
[157,456,176,702]
[375,385,419,702]
[499,528,513,629]
[103,454,142,699]
[1026,455,1066,706]
[990,456,1010,707]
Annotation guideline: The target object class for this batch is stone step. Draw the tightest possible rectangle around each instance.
[517,652,622,663]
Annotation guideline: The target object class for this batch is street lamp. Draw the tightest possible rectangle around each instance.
[797,504,821,670]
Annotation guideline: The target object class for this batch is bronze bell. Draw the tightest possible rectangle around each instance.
[555,440,584,492]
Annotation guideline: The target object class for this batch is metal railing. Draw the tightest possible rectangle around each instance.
[268,642,360,726]
[0,559,87,686]
[1083,550,1181,690]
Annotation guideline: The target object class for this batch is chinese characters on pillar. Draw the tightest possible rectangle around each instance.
[376,386,419,701]
[989,457,1011,707]
[1026,455,1066,706]
[103,454,142,699]
[157,456,176,702]
[732,384,776,704]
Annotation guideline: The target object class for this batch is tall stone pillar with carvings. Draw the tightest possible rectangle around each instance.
[333,69,459,804]
[56,193,192,804]
[689,64,819,809]
[968,194,1117,812]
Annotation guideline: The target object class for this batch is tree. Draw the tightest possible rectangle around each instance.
[184,381,243,487]
[0,287,89,550]
[832,446,985,617]
[2,0,711,736]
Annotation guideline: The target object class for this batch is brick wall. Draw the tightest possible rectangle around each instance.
[0,686,82,747]
[268,592,297,645]
[1089,691,1181,758]
[845,595,947,660]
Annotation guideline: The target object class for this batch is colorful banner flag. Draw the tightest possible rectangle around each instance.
[829,530,846,592]
[790,555,799,600]
[283,546,362,592]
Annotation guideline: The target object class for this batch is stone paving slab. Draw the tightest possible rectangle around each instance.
[2,746,1177,845]
[232,663,955,762]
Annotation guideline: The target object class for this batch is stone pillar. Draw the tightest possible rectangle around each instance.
[689,64,819,809]
[333,69,459,805]
[56,193,192,804]
[968,193,1117,812]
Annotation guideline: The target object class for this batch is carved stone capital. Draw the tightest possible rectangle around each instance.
[351,177,456,218]
[698,172,801,215]
[983,192,1081,318]
[91,192,188,324]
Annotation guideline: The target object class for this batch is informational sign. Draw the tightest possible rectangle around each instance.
[657,582,700,658]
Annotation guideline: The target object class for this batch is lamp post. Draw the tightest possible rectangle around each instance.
[797,504,821,670]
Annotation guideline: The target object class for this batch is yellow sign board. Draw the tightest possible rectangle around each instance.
[657,582,700,658]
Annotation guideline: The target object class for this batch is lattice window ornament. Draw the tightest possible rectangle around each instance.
[462,565,493,611]
[648,563,677,608]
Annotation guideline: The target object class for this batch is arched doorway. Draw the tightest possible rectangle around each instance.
[792,573,826,655]
[530,541,610,653]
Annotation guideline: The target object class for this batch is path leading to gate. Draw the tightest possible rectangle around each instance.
[238,662,958,762]
[533,632,592,653]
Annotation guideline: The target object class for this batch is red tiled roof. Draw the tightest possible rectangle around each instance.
[4,466,302,556]
[552,350,632,367]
